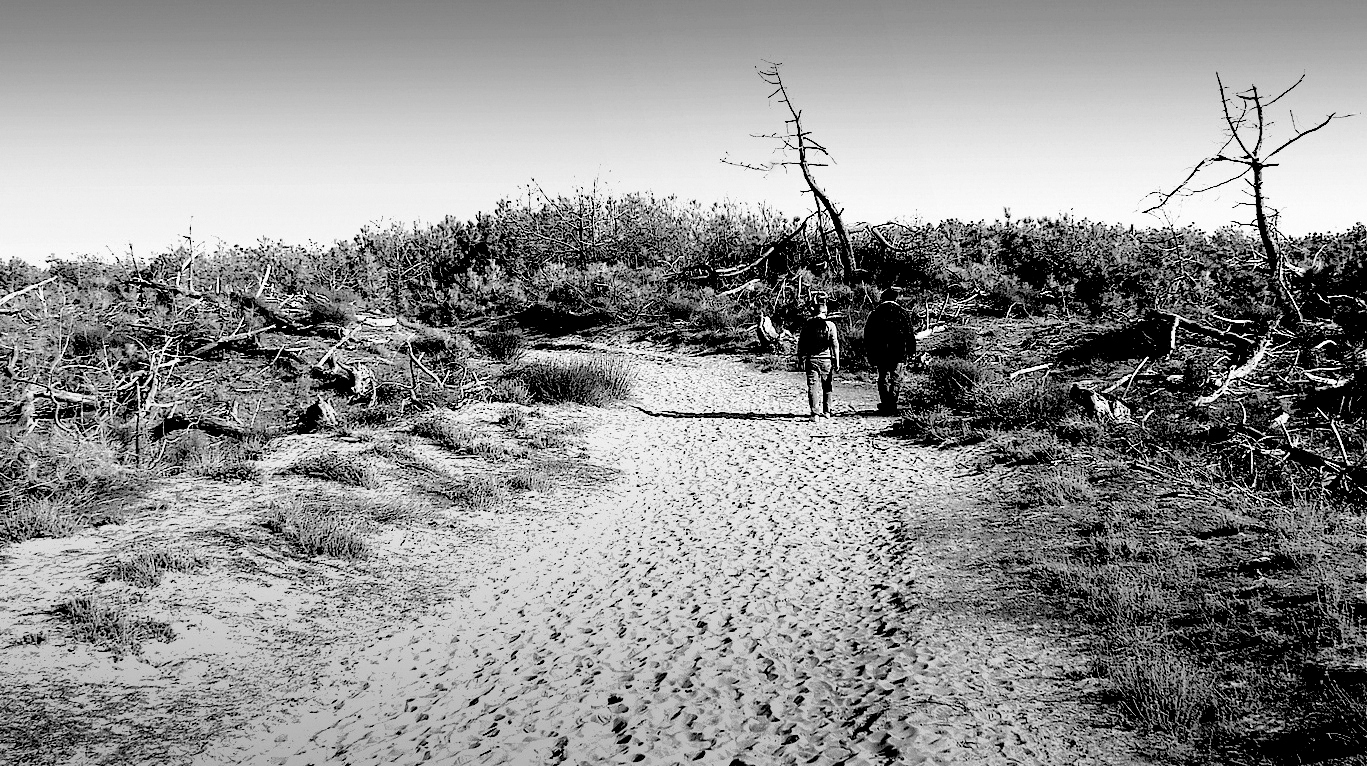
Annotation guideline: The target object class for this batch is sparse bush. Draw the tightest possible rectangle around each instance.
[55,594,176,655]
[479,328,527,362]
[285,451,376,487]
[976,377,1072,429]
[96,544,208,587]
[507,356,635,406]
[262,499,367,558]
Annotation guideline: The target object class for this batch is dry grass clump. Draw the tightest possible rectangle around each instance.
[505,356,635,406]
[96,544,208,588]
[990,430,1068,465]
[1101,643,1218,734]
[488,378,533,405]
[499,408,529,431]
[262,499,367,558]
[411,411,477,451]
[54,594,175,655]
[445,475,507,511]
[0,496,82,545]
[1019,464,1095,507]
[479,328,527,362]
[285,450,376,487]
[506,467,552,493]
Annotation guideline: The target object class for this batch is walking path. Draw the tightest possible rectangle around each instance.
[199,348,1139,766]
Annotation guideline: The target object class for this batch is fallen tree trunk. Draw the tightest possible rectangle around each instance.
[1195,334,1272,406]
[152,411,292,440]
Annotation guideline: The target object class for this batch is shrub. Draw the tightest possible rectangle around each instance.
[304,297,354,326]
[525,428,578,449]
[262,499,367,558]
[930,326,980,359]
[978,377,1072,429]
[55,595,176,655]
[96,544,208,588]
[924,357,986,410]
[285,451,376,487]
[506,356,635,406]
[479,328,527,362]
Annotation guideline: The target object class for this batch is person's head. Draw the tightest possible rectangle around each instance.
[879,287,901,302]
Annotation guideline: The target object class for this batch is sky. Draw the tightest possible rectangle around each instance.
[2,0,1364,263]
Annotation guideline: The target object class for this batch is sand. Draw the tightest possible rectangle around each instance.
[2,343,1140,765]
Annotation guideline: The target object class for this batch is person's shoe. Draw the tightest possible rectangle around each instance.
[809,414,820,422]
[822,412,832,419]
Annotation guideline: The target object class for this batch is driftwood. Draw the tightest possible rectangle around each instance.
[187,324,278,358]
[1070,384,1134,424]
[1195,335,1272,406]
[153,412,291,440]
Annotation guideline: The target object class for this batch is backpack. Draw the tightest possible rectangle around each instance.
[797,316,834,357]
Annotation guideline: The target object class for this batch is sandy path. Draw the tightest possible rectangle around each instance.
[198,348,1139,766]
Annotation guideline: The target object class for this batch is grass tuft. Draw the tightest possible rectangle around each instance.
[262,499,367,558]
[1103,644,1217,734]
[0,496,82,545]
[55,595,176,655]
[505,356,635,406]
[286,451,376,487]
[479,328,527,362]
[96,544,208,588]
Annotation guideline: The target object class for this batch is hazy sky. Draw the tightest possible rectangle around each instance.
[2,0,1364,262]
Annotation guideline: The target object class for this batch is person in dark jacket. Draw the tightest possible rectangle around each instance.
[863,287,916,414]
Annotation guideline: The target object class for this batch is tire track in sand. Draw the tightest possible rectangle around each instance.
[199,350,1139,766]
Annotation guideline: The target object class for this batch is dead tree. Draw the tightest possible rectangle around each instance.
[724,62,857,286]
[1143,74,1350,327]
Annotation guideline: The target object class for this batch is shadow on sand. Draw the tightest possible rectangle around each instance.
[632,406,894,420]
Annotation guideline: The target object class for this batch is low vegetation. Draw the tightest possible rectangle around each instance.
[262,499,367,559]
[54,594,176,655]
[505,357,636,406]
[96,544,208,588]
[285,451,377,488]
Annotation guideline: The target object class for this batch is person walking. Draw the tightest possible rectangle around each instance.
[863,287,916,415]
[797,297,840,421]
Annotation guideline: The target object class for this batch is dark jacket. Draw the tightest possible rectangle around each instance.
[863,300,915,367]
